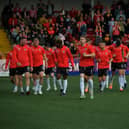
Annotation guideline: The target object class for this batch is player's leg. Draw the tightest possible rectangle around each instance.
[46,74,51,91]
[33,73,39,95]
[84,75,89,93]
[25,71,31,95]
[118,69,124,91]
[9,68,17,93]
[123,69,127,89]
[62,75,68,95]
[105,74,109,88]
[109,63,116,89]
[118,63,125,91]
[62,68,69,95]
[10,76,15,84]
[32,75,36,91]
[123,62,127,89]
[12,75,18,93]
[13,74,19,93]
[38,71,44,95]
[51,72,57,91]
[101,69,108,92]
[79,67,85,99]
[56,68,63,94]
[88,76,94,99]
[30,73,35,91]
[98,76,102,91]
[16,68,24,94]
[45,68,51,91]
[101,75,106,92]
[18,75,24,94]
[87,67,94,99]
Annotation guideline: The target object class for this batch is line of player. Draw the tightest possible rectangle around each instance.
[5,35,129,99]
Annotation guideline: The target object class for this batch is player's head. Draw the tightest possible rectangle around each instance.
[33,38,39,47]
[20,37,27,46]
[80,35,86,45]
[115,39,121,47]
[56,38,63,48]
[99,41,106,49]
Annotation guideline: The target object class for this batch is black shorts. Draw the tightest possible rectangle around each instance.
[79,66,94,76]
[16,66,30,75]
[45,67,55,75]
[56,67,69,76]
[112,62,125,71]
[32,65,43,75]
[9,68,17,76]
[98,69,108,77]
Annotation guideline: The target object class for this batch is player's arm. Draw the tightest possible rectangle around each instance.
[95,51,101,62]
[125,46,129,59]
[108,50,113,63]
[28,47,33,71]
[52,50,57,65]
[5,53,10,70]
[42,48,48,68]
[13,47,21,66]
[66,47,74,69]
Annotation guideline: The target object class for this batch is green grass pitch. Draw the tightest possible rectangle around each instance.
[0,76,129,129]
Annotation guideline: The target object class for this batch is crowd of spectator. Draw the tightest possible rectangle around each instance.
[1,0,129,54]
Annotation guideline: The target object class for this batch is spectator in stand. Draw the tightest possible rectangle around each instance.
[119,16,126,36]
[29,5,37,23]
[95,22,103,39]
[112,21,121,41]
[65,14,72,27]
[46,0,54,17]
[115,5,122,16]
[109,17,115,38]
[66,26,73,35]
[104,9,112,25]
[77,16,87,36]
[94,9,103,27]
[69,8,78,18]
[116,10,126,21]
[125,18,129,34]
[38,29,46,46]
[39,14,48,25]
[10,25,20,42]
[21,7,29,19]
[8,14,18,29]
[122,34,129,46]
[83,13,92,28]
[13,3,22,16]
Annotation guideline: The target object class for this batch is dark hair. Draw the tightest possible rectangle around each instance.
[56,39,62,44]
[19,37,26,41]
[116,39,121,47]
[33,37,39,41]
[80,35,86,39]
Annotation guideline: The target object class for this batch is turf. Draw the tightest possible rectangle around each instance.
[0,76,129,129]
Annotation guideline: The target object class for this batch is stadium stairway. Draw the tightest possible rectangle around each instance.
[0,29,11,58]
